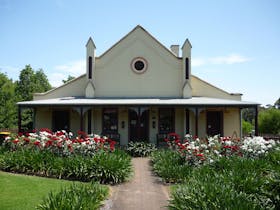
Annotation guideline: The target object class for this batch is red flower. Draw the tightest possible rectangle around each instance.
[45,140,53,147]
[196,153,204,157]
[12,139,19,144]
[175,139,181,144]
[77,138,84,143]
[34,141,41,146]
[51,136,59,141]
[179,144,186,150]
[23,137,30,143]
[18,132,23,137]
[56,131,64,136]
[78,130,88,139]
[67,144,73,152]
[57,142,62,148]
[40,128,52,134]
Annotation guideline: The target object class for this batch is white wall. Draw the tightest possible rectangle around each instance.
[94,27,183,98]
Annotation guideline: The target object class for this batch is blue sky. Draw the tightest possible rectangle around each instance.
[0,0,279,106]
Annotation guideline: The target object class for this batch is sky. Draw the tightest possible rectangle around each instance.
[0,0,279,106]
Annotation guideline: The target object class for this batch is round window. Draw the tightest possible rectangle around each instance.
[131,57,148,73]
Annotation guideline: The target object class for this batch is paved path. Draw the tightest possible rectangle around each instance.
[102,158,170,210]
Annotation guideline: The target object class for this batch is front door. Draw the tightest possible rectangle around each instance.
[129,107,149,141]
[207,111,223,136]
[52,110,70,132]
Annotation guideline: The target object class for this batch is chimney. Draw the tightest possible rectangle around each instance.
[170,45,179,57]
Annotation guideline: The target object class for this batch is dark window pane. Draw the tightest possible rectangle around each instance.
[102,108,118,133]
[87,110,92,134]
[134,61,145,71]
[158,108,175,133]
[186,109,189,134]
[185,57,189,79]
[88,56,92,79]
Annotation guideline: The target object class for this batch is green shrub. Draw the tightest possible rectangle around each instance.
[242,119,253,135]
[168,151,280,210]
[0,148,132,184]
[126,141,157,157]
[151,150,191,183]
[169,179,261,210]
[91,150,132,184]
[37,182,108,210]
[259,108,280,135]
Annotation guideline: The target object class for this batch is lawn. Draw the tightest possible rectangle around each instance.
[0,171,79,210]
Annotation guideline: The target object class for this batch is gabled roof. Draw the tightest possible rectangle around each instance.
[98,25,180,59]
[182,38,192,49]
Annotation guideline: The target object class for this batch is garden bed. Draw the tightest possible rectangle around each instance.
[151,134,280,209]
[0,129,132,184]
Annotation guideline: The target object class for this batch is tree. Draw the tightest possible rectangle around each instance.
[62,75,75,84]
[15,65,52,101]
[274,97,280,109]
[15,65,52,130]
[259,108,280,135]
[0,72,17,129]
[34,69,52,93]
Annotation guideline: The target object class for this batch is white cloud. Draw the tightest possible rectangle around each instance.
[192,58,206,67]
[192,54,251,67]
[54,59,85,76]
[48,73,67,88]
[50,59,85,87]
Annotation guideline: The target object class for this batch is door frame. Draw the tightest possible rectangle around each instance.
[128,107,149,142]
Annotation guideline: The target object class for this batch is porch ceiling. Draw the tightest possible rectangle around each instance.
[17,97,259,108]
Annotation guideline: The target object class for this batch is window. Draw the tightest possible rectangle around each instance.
[102,108,118,133]
[87,110,92,134]
[185,57,189,80]
[88,56,92,79]
[158,108,175,134]
[131,57,148,73]
[134,60,145,71]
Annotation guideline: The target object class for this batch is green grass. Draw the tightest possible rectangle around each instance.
[0,171,79,210]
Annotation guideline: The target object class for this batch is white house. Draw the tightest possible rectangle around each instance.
[18,25,258,145]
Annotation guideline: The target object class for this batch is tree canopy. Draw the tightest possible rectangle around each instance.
[259,108,280,135]
[62,75,75,84]
[0,65,52,130]
[0,72,17,129]
[15,65,52,101]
